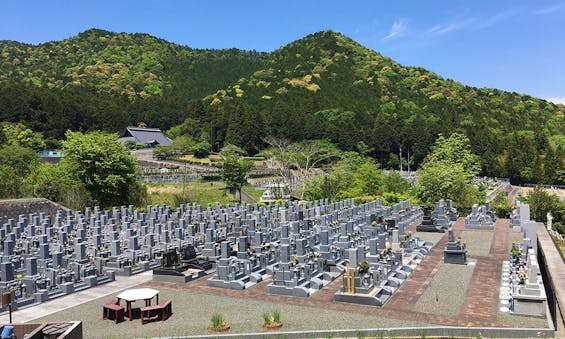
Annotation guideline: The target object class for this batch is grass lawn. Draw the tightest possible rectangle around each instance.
[242,185,265,202]
[176,154,222,165]
[146,180,239,207]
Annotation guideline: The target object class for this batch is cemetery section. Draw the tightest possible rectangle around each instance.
[0,197,554,337]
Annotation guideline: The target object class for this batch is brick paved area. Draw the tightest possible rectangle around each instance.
[143,218,537,328]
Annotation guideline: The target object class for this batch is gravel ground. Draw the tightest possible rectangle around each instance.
[412,261,476,316]
[413,231,446,244]
[460,231,494,256]
[497,313,549,328]
[34,289,431,338]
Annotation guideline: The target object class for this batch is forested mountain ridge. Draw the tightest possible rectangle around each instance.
[1,29,564,184]
[0,28,268,99]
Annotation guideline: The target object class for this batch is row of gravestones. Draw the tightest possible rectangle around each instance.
[0,197,381,309]
[465,202,496,229]
[0,197,432,309]
[503,205,547,317]
[206,199,432,307]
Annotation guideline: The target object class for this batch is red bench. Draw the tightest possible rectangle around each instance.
[140,299,172,324]
[103,300,125,324]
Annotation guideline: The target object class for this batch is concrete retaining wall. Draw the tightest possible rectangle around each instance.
[537,223,565,331]
[0,198,71,222]
[176,325,554,338]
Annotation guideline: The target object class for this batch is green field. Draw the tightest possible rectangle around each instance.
[146,181,264,207]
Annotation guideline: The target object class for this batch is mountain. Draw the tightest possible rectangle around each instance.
[0,29,564,184]
[0,29,267,136]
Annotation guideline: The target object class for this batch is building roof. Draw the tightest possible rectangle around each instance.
[118,126,172,147]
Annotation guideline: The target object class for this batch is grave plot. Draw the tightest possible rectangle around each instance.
[501,205,548,317]
[465,203,496,229]
[207,199,359,294]
[417,199,456,232]
[334,200,431,306]
[443,228,468,264]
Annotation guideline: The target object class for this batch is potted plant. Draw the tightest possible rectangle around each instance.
[209,312,230,332]
[263,309,283,329]
[358,260,370,274]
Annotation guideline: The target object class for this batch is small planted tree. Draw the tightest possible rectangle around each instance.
[220,152,252,203]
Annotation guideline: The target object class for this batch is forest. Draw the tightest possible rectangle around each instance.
[1,28,565,185]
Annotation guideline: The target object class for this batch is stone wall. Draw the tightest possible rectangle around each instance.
[0,198,71,222]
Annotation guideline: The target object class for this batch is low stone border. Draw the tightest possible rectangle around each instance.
[167,325,554,339]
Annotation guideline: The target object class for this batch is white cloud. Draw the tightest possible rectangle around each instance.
[547,97,565,105]
[428,18,475,35]
[381,19,408,41]
[534,4,565,15]
[427,10,518,37]
[473,10,519,30]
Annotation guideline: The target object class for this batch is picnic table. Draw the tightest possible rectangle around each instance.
[116,288,159,321]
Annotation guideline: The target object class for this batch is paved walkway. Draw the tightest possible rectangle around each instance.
[0,271,153,324]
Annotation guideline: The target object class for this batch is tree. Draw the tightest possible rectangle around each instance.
[424,133,480,176]
[287,140,340,199]
[192,141,211,158]
[417,133,482,209]
[0,165,21,199]
[24,163,93,209]
[220,152,252,203]
[2,122,46,151]
[60,131,144,207]
[526,186,565,224]
[262,136,294,185]
[0,144,39,178]
[491,190,513,218]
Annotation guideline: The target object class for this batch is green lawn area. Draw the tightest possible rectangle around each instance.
[176,154,222,165]
[242,185,265,202]
[146,180,238,207]
[146,181,265,207]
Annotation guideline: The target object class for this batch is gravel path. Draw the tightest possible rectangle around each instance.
[460,231,494,256]
[412,261,476,316]
[34,289,431,338]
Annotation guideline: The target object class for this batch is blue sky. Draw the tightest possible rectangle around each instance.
[1,1,564,103]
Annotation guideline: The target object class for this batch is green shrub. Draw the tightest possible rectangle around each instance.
[211,312,224,328]
[272,309,281,323]
[192,141,211,158]
[263,312,272,325]
[263,309,282,326]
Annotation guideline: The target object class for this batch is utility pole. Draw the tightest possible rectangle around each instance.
[407,147,410,173]
[399,145,403,172]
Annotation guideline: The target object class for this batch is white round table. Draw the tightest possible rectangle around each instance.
[117,288,160,321]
